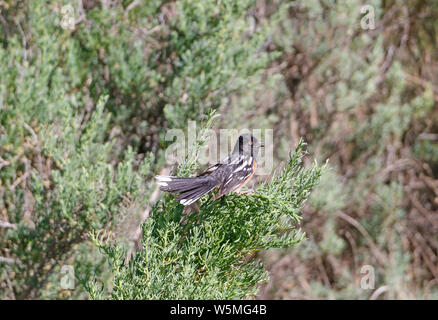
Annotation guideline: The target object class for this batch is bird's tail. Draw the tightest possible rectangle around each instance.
[155,175,219,206]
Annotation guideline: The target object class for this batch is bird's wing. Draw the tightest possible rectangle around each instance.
[198,154,233,176]
[199,163,222,176]
[217,156,255,197]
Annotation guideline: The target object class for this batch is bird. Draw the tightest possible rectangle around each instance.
[155,133,264,206]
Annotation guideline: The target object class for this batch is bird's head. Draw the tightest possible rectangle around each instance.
[232,133,264,159]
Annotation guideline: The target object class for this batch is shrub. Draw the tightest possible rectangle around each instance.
[0,0,274,299]
[86,125,324,299]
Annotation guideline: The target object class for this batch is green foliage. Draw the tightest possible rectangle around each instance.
[2,0,436,301]
[1,93,154,298]
[240,0,438,299]
[0,0,273,299]
[86,131,324,299]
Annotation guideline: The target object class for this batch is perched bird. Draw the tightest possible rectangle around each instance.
[156,133,264,206]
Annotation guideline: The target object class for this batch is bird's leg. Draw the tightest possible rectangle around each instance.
[189,203,201,214]
[188,202,202,213]
[181,203,201,220]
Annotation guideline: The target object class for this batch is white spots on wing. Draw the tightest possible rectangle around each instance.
[235,158,252,171]
[157,182,168,186]
[206,165,218,173]
[221,155,231,164]
[229,155,245,165]
[225,156,254,186]
[233,163,246,173]
[225,174,234,185]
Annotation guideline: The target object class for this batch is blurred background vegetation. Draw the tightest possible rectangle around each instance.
[1,0,437,299]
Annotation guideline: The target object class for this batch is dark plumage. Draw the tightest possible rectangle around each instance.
[156,133,264,206]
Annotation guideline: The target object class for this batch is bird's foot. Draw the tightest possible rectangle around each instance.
[181,203,201,217]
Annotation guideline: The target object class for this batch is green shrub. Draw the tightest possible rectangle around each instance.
[0,0,275,299]
[86,128,324,299]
